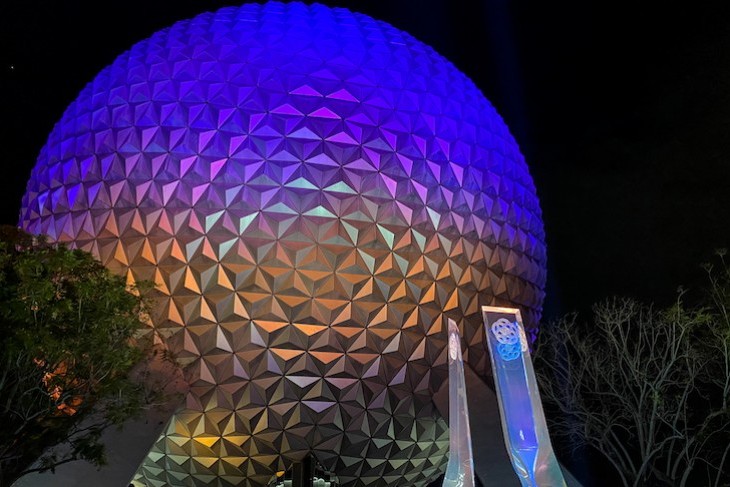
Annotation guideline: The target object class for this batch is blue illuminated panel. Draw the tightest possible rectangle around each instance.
[483,306,566,487]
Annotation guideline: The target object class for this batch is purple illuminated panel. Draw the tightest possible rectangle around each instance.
[20,2,547,486]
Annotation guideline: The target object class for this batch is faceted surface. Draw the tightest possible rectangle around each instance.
[19,2,547,486]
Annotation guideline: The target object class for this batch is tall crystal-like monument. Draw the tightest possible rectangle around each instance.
[483,307,566,487]
[443,319,475,487]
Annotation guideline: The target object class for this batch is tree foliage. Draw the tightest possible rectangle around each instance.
[0,227,152,486]
[535,254,730,487]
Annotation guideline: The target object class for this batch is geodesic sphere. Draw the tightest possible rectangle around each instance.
[19,2,547,486]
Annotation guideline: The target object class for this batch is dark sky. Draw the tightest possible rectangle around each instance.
[2,0,730,319]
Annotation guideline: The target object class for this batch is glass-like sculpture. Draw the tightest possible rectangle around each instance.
[482,306,566,487]
[443,319,475,487]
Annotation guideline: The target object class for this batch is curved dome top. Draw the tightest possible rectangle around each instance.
[20,3,547,486]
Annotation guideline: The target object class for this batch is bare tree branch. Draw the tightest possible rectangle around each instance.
[535,281,730,487]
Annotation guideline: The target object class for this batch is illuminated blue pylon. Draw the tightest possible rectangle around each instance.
[483,306,566,487]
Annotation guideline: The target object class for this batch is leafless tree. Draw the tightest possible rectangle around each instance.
[535,265,730,486]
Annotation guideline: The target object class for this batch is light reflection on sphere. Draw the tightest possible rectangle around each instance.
[20,2,547,486]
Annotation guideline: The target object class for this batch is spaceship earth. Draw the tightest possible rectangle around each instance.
[19,2,547,486]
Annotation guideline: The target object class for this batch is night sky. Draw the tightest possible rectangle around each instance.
[2,0,730,320]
